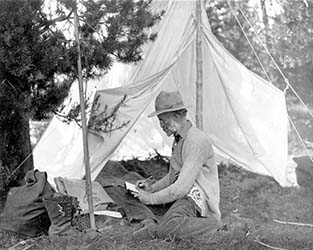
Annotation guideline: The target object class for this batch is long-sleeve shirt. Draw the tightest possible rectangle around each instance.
[149,120,221,220]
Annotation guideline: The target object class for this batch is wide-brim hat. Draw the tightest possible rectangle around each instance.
[148,91,190,117]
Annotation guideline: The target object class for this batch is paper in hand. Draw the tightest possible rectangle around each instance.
[94,210,123,218]
[125,181,139,194]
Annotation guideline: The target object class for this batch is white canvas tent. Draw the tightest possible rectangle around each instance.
[34,0,297,187]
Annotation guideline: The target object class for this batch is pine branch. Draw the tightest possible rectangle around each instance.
[54,94,130,135]
[88,94,130,135]
[38,10,73,35]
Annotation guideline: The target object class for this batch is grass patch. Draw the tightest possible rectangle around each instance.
[2,158,313,250]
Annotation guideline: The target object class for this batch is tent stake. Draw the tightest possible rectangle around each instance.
[196,0,203,129]
[73,4,96,230]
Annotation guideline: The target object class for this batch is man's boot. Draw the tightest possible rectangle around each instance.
[220,214,255,236]
[132,219,158,241]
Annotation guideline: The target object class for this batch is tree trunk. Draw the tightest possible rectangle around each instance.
[260,0,270,47]
[0,84,34,211]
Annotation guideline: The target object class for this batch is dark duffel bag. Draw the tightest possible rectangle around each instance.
[0,170,54,237]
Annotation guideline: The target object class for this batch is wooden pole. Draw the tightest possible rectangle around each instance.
[195,0,203,129]
[73,4,96,230]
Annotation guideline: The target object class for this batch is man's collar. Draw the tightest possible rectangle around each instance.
[175,120,192,140]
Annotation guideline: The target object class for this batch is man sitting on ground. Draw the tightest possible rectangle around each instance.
[132,91,253,240]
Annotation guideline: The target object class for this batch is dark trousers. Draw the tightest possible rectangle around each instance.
[157,197,220,239]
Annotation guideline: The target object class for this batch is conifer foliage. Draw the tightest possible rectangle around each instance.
[0,0,159,209]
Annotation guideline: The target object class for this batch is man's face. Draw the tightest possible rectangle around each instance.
[157,112,177,137]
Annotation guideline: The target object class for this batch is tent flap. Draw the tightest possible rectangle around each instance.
[34,0,296,187]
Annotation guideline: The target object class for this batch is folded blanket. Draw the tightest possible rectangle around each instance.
[96,161,157,222]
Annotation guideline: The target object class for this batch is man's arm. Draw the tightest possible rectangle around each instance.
[150,172,171,192]
[148,135,210,204]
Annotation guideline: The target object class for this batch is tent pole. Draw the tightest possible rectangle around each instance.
[196,0,203,129]
[73,4,96,230]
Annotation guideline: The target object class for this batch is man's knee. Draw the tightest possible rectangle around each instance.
[157,213,184,238]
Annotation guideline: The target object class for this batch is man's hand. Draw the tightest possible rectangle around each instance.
[135,178,153,192]
[133,190,154,205]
